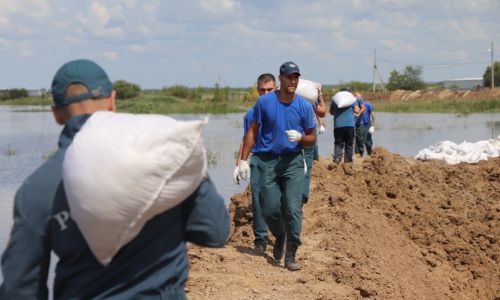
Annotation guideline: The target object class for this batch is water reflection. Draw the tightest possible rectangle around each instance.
[1,107,499,273]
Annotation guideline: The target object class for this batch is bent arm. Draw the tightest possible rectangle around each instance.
[315,95,326,118]
[300,128,316,147]
[0,194,50,299]
[240,122,258,161]
[183,177,230,247]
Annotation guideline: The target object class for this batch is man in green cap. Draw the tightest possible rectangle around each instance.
[0,59,229,299]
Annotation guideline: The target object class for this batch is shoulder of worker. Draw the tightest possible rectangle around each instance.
[13,149,66,232]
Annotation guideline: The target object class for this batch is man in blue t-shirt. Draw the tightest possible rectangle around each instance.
[353,92,367,156]
[330,88,361,164]
[233,73,277,253]
[357,101,376,155]
[238,61,316,271]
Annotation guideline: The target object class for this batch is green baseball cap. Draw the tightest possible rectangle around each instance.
[279,61,301,76]
[51,59,113,107]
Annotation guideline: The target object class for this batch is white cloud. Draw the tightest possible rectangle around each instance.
[77,2,124,38]
[103,51,118,60]
[128,44,146,52]
[199,0,240,14]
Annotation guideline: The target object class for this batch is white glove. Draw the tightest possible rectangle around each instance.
[286,130,302,142]
[238,160,250,181]
[369,126,375,134]
[233,166,241,185]
[318,124,326,134]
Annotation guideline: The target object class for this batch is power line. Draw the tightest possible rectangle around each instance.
[378,51,492,67]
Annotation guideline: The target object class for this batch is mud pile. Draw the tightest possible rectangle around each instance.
[186,148,499,299]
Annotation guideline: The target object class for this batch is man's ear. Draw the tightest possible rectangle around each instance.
[51,106,65,125]
[108,90,116,112]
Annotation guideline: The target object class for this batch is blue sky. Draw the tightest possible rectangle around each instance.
[0,0,499,89]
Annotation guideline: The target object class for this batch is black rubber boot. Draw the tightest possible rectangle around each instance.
[254,242,267,254]
[284,243,301,271]
[273,236,285,261]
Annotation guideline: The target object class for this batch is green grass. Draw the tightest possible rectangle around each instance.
[372,98,500,114]
[116,92,248,114]
[1,97,52,106]
[3,93,499,115]
[4,144,16,156]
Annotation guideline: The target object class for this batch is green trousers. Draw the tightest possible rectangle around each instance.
[257,152,304,246]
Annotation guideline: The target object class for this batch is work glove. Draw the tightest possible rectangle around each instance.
[285,130,302,142]
[318,124,326,134]
[238,160,250,181]
[369,126,375,134]
[233,166,241,184]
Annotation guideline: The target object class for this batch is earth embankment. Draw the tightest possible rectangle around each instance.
[187,148,499,299]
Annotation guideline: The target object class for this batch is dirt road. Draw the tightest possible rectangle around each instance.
[186,148,499,299]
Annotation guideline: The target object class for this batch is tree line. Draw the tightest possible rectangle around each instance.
[2,62,499,101]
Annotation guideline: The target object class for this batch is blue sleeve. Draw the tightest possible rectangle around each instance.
[0,188,51,299]
[183,176,230,247]
[253,99,263,126]
[304,103,315,130]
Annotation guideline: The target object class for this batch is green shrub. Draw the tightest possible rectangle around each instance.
[114,80,141,99]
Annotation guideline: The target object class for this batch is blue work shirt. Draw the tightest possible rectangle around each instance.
[252,91,315,155]
[0,114,230,299]
[330,101,357,128]
[354,97,365,125]
[359,101,374,125]
[243,107,259,153]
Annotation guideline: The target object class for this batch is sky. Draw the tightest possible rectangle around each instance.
[0,0,499,89]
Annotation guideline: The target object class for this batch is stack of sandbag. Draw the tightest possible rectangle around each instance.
[63,111,208,265]
[296,79,320,105]
[415,136,500,165]
[331,90,356,108]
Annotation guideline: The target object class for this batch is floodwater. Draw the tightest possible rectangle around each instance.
[0,105,499,285]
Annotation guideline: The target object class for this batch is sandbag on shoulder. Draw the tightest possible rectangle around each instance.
[332,91,356,108]
[63,111,208,265]
[296,79,319,105]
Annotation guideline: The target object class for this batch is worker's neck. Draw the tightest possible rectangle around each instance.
[278,89,295,103]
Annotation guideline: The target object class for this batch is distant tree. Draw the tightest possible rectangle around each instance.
[338,81,372,92]
[162,85,190,98]
[7,88,28,99]
[113,80,141,99]
[243,86,259,103]
[213,83,229,102]
[386,65,426,90]
[482,61,500,88]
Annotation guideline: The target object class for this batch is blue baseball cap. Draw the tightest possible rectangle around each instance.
[279,61,301,76]
[51,59,113,107]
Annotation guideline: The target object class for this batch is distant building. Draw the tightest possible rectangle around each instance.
[442,78,483,90]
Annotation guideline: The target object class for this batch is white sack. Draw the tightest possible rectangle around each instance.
[415,137,500,165]
[63,111,208,265]
[296,79,319,105]
[332,91,356,108]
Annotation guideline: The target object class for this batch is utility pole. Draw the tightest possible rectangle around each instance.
[491,41,494,89]
[372,49,386,92]
[372,49,377,92]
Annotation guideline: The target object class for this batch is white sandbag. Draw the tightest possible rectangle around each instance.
[415,137,500,165]
[296,79,319,105]
[332,91,356,108]
[63,111,208,265]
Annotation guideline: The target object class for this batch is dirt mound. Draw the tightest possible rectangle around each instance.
[322,87,500,103]
[186,149,499,299]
